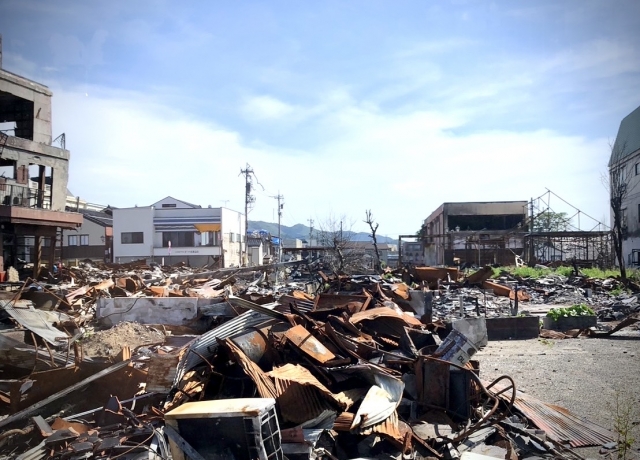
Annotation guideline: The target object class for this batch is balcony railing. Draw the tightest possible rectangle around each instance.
[0,183,52,209]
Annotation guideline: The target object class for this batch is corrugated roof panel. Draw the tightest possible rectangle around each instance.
[493,385,615,448]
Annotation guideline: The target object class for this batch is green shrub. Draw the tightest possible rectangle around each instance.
[546,304,595,322]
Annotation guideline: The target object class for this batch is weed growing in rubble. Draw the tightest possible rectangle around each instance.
[608,387,639,459]
[538,338,555,347]
[610,286,631,296]
[490,265,634,281]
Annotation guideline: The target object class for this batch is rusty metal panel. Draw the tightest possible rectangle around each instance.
[312,294,371,313]
[224,339,278,399]
[284,325,336,364]
[420,359,449,410]
[491,382,615,447]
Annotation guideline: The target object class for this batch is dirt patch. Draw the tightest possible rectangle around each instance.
[79,322,165,358]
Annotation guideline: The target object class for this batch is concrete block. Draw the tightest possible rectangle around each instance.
[542,315,596,331]
[96,297,235,327]
[486,316,540,340]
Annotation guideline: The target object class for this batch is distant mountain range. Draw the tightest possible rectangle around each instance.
[248,221,396,244]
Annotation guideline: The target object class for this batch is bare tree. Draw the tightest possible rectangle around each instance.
[605,141,634,280]
[364,210,382,272]
[316,215,365,275]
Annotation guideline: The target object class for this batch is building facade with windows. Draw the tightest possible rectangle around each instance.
[402,241,425,265]
[112,196,245,267]
[62,209,113,263]
[0,39,82,276]
[609,104,640,267]
[421,201,527,266]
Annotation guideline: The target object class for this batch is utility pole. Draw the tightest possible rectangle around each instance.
[270,193,284,282]
[272,193,284,261]
[239,164,263,266]
[529,197,535,265]
[307,218,314,246]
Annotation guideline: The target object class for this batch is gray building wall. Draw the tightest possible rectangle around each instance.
[610,105,640,267]
[422,201,527,266]
[0,69,69,211]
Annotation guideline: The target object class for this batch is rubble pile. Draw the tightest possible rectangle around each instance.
[0,261,636,459]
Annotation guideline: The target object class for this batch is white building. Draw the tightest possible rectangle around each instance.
[609,105,640,267]
[113,196,245,267]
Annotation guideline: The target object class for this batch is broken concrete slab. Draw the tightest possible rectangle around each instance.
[96,297,236,327]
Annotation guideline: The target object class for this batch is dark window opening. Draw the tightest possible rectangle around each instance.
[28,164,52,209]
[163,231,194,247]
[161,203,177,208]
[0,158,16,180]
[121,232,144,244]
[447,214,523,231]
[0,91,34,140]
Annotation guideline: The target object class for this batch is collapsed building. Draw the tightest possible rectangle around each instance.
[0,257,635,459]
[0,37,82,278]
[421,201,528,267]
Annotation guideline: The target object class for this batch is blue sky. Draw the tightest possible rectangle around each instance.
[1,0,639,236]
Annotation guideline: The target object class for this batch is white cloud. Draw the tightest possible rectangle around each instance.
[241,95,296,120]
[53,85,610,236]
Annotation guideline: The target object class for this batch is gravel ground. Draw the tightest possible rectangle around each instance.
[474,329,640,459]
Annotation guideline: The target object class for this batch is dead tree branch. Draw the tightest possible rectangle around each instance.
[364,210,382,272]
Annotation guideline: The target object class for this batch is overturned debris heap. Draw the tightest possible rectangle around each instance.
[0,261,620,459]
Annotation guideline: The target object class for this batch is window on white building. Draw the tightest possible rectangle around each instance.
[68,235,78,246]
[80,235,89,246]
[162,231,194,247]
[121,232,144,244]
[201,231,219,246]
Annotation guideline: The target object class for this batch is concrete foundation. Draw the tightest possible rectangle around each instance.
[96,297,236,327]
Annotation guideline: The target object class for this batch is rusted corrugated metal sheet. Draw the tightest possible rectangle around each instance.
[312,293,371,313]
[267,364,348,409]
[174,301,287,384]
[271,377,335,424]
[224,339,277,399]
[492,384,615,447]
[334,410,406,443]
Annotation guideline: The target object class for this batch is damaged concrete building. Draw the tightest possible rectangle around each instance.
[112,196,245,267]
[0,38,82,277]
[422,201,527,266]
[609,103,640,267]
